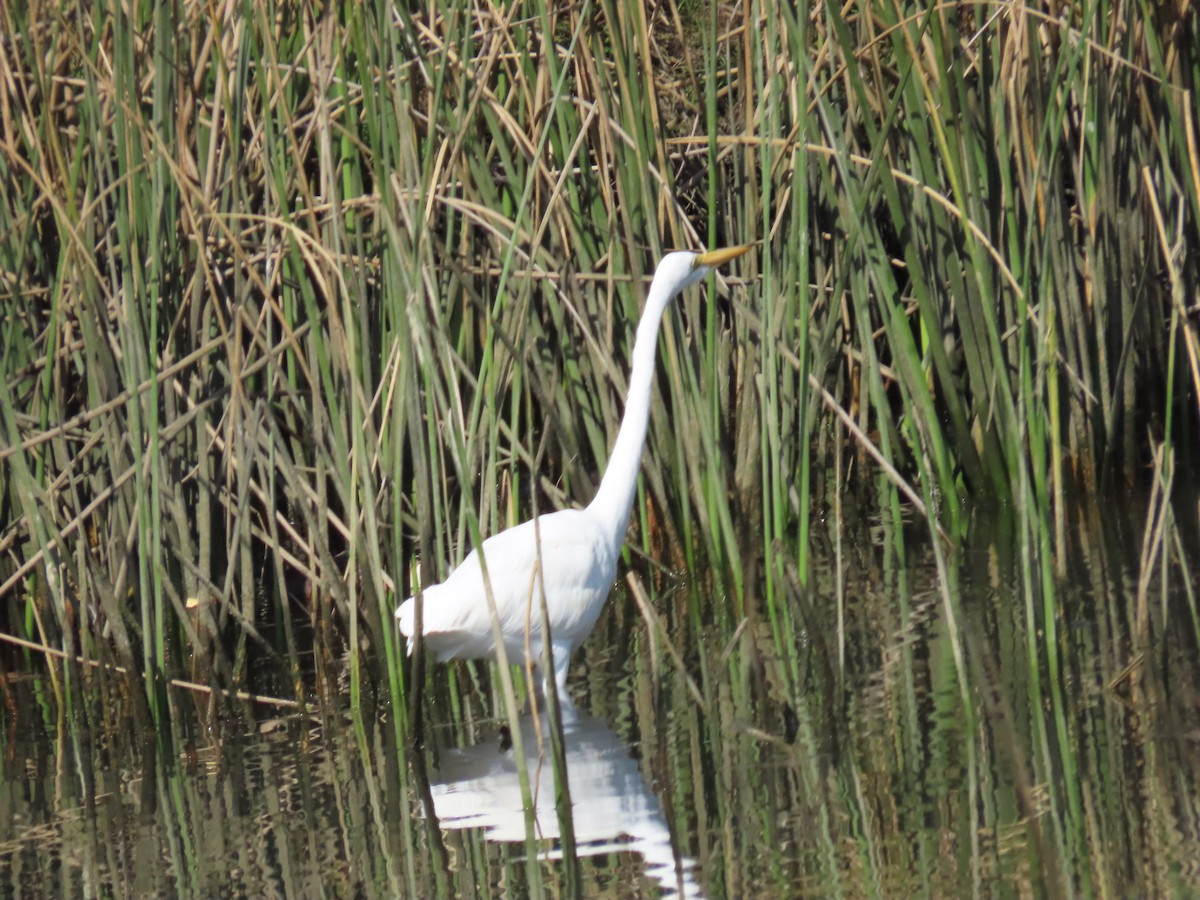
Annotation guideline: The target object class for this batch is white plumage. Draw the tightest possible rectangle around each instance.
[395,510,616,682]
[396,246,750,703]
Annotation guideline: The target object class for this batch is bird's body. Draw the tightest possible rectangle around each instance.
[395,508,618,692]
[396,246,749,703]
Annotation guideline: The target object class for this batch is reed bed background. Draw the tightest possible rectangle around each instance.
[1,0,1197,729]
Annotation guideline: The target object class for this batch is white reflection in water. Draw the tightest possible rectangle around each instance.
[431,711,702,899]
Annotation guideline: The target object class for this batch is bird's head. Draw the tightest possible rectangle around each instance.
[655,245,752,297]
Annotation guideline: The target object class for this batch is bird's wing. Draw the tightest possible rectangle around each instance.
[398,509,613,658]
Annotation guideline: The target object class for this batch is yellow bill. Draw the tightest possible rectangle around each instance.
[694,245,752,268]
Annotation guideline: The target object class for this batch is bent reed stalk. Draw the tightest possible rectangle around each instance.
[0,0,1196,714]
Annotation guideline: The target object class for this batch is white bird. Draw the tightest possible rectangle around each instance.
[396,246,750,704]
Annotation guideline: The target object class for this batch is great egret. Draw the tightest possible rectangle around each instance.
[396,245,750,703]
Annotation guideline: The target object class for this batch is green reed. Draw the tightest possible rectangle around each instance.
[0,1,1197,844]
[4,495,1198,896]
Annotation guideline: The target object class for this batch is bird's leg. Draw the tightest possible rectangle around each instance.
[554,688,578,723]
[526,644,578,722]
[552,664,570,706]
[531,666,576,727]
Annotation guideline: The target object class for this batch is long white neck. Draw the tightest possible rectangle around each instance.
[587,275,679,546]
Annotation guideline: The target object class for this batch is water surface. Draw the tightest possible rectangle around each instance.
[2,504,1198,897]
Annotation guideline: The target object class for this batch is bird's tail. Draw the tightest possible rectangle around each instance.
[395,598,416,654]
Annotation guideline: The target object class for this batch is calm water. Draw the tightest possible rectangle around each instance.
[2,502,1199,898]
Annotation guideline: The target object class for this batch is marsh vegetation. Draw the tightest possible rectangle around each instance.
[1,0,1198,896]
